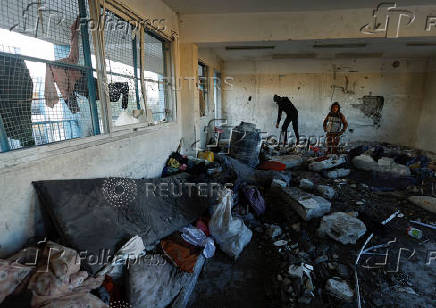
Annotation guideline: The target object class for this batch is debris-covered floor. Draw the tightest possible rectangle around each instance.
[189,139,436,307]
[190,166,436,307]
[1,133,435,308]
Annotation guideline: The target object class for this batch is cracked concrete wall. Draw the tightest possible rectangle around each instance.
[415,58,436,152]
[222,58,427,147]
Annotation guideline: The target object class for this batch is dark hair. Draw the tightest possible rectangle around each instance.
[273,95,280,102]
[331,102,341,112]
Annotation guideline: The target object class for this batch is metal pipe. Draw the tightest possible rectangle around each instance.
[78,0,100,135]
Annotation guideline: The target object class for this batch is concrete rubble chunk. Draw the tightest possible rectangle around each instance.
[271,154,304,169]
[273,240,288,247]
[288,263,313,279]
[288,263,315,304]
[325,278,354,302]
[408,196,436,214]
[272,178,287,188]
[308,155,346,172]
[318,212,366,245]
[317,185,335,200]
[299,178,315,190]
[323,168,351,179]
[299,179,335,200]
[352,154,411,177]
[280,187,331,221]
[266,224,282,238]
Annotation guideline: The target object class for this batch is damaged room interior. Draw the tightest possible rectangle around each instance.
[1,0,436,307]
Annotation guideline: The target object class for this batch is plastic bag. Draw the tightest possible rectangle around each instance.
[208,189,252,258]
[181,226,216,258]
[97,235,146,278]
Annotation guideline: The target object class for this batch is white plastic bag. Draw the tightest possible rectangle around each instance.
[181,226,216,258]
[97,235,146,278]
[208,189,252,258]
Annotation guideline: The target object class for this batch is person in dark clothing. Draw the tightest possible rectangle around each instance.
[323,102,348,154]
[274,95,299,145]
[0,54,34,148]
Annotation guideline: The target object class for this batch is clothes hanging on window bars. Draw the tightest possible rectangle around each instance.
[44,18,83,113]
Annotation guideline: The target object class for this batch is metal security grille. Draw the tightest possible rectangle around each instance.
[144,32,169,123]
[0,0,99,152]
[102,9,142,127]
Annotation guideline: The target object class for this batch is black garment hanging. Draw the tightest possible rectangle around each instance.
[72,76,129,109]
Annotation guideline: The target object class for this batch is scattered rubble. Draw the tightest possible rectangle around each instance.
[271,178,287,188]
[279,187,331,221]
[352,154,411,177]
[325,278,354,302]
[323,168,351,179]
[317,184,336,200]
[3,140,433,308]
[266,224,282,238]
[273,240,288,247]
[408,195,436,214]
[299,179,336,200]
[270,154,304,169]
[308,155,346,172]
[318,212,367,244]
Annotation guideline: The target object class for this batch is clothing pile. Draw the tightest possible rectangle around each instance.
[0,241,107,308]
[162,152,189,176]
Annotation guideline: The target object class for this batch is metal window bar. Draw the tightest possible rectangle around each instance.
[0,0,101,152]
[101,8,142,127]
[144,31,171,123]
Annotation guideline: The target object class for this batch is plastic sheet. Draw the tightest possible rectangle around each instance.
[209,189,252,258]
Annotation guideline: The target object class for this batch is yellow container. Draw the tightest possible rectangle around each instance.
[198,151,214,162]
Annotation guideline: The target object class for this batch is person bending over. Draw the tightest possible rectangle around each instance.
[274,95,299,145]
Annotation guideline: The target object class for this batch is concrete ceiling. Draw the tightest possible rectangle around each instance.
[163,0,435,14]
[199,37,436,61]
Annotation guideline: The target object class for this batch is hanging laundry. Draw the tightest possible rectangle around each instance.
[44,17,83,113]
[108,82,129,109]
[73,75,130,110]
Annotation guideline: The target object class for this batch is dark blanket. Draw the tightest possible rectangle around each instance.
[33,174,210,273]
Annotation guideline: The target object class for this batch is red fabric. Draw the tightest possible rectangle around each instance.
[161,234,202,273]
[103,275,121,304]
[315,156,329,162]
[195,219,210,237]
[258,161,286,171]
[326,133,341,154]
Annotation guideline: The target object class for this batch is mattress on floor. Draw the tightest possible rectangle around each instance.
[33,174,210,274]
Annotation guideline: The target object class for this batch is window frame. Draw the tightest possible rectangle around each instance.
[0,0,177,154]
[0,0,101,152]
[143,30,173,123]
[93,0,176,133]
[198,61,209,117]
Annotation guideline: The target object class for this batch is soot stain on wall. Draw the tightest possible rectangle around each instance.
[352,95,384,127]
